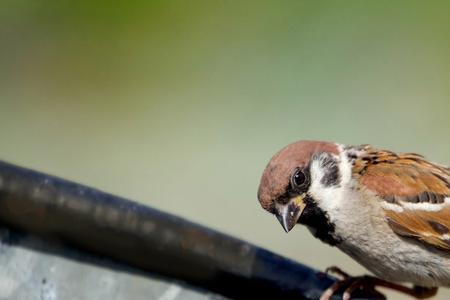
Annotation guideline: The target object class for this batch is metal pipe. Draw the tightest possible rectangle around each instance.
[0,161,378,299]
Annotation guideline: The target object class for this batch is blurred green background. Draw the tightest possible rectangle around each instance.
[1,1,450,299]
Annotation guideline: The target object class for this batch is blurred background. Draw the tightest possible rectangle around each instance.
[1,1,450,299]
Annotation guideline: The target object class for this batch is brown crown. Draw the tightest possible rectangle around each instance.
[257,140,339,211]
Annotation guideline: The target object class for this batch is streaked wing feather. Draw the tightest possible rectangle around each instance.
[385,208,450,250]
[353,146,450,251]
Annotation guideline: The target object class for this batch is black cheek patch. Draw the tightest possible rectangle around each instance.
[320,155,341,187]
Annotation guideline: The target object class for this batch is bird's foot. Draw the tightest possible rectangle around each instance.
[320,267,438,300]
[319,274,386,300]
[324,266,351,279]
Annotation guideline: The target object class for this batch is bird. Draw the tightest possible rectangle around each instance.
[257,140,450,300]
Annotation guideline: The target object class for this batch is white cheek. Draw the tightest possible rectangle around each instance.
[308,157,344,212]
[337,144,352,185]
[309,159,324,187]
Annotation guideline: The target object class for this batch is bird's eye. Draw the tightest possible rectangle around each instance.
[291,169,308,189]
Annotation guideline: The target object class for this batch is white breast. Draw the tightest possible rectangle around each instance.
[333,189,450,287]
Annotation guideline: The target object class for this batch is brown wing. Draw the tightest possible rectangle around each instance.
[385,208,450,250]
[352,146,450,250]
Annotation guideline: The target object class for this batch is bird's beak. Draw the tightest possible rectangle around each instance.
[275,195,306,233]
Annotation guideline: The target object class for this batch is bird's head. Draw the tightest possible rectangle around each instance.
[257,140,343,233]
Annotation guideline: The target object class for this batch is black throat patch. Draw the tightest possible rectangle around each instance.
[298,196,341,246]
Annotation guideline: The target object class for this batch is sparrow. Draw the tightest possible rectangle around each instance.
[257,140,450,299]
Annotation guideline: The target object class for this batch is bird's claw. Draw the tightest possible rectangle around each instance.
[320,274,386,300]
[324,266,350,279]
[320,268,438,300]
